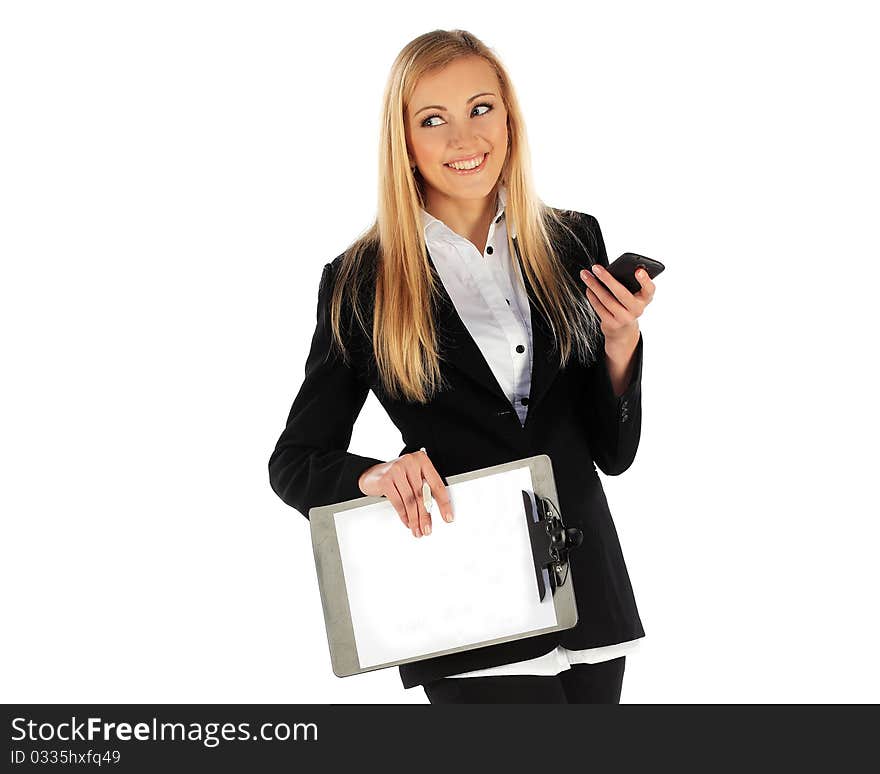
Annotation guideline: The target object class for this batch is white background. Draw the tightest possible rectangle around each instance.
[2,0,877,703]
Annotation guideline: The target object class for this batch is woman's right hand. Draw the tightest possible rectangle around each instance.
[357,450,453,538]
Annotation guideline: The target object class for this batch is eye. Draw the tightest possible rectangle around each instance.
[420,102,494,128]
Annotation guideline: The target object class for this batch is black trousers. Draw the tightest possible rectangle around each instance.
[422,656,626,704]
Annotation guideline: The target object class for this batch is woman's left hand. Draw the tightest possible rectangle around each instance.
[579,264,655,345]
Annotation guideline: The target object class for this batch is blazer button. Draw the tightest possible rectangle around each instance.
[516,344,525,353]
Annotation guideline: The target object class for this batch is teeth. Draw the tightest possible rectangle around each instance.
[447,153,486,170]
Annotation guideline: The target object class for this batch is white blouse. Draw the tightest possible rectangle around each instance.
[420,184,643,678]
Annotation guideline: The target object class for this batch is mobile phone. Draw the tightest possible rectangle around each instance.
[600,252,665,294]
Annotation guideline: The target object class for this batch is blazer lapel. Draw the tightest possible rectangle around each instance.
[426,239,561,416]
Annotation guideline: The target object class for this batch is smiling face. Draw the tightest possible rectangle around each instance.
[405,56,509,206]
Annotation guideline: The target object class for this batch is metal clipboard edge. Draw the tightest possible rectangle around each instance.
[308,453,579,678]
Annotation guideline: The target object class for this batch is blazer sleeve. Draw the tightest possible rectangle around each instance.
[578,214,645,476]
[268,261,385,518]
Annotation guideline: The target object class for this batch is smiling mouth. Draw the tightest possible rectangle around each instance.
[444,152,489,173]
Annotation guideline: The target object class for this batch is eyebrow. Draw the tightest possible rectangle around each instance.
[414,92,496,116]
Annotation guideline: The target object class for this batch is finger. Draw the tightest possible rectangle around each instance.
[420,454,454,523]
[404,463,432,536]
[384,482,410,529]
[633,268,656,302]
[584,285,613,323]
[580,268,622,317]
[418,480,432,536]
[589,265,639,315]
[391,468,421,537]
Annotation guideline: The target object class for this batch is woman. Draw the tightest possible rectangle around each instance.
[268,29,657,704]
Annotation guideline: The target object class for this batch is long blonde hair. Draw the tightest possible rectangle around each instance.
[328,28,602,403]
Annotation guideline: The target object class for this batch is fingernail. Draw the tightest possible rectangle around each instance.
[593,264,604,274]
[447,512,454,522]
[424,524,431,535]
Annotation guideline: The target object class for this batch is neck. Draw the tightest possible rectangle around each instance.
[423,183,499,248]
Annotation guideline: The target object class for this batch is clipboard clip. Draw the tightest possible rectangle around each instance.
[522,490,584,602]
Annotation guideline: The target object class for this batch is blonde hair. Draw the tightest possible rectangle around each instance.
[328,28,602,403]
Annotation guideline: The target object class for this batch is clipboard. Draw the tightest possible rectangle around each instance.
[308,453,583,678]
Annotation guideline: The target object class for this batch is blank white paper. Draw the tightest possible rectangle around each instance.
[333,466,559,668]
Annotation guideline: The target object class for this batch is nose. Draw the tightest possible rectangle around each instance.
[448,124,478,149]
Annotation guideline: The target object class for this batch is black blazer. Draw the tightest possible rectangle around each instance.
[268,209,646,689]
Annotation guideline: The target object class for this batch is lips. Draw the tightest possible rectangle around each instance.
[445,152,485,165]
[444,152,489,173]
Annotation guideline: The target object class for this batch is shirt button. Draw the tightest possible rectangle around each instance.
[486,245,494,255]
[520,397,529,406]
[516,345,525,353]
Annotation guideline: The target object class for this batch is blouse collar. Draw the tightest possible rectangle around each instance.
[419,183,515,240]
